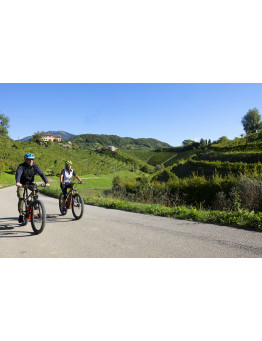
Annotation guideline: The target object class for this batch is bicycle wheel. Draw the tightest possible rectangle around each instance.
[59,193,67,215]
[31,200,46,234]
[72,193,84,220]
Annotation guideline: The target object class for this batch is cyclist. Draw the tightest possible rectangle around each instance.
[16,153,50,223]
[60,161,83,212]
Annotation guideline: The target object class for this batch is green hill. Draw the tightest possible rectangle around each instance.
[0,136,152,178]
[69,134,171,150]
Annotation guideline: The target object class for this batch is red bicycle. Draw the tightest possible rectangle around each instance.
[22,183,46,234]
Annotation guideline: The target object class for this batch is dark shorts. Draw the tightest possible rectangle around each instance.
[60,183,73,198]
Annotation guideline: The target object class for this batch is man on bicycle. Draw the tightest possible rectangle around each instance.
[16,153,50,223]
[60,161,83,213]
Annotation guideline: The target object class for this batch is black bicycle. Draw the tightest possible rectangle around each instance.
[21,183,46,234]
[59,182,84,220]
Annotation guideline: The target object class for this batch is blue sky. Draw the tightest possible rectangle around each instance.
[1,83,262,146]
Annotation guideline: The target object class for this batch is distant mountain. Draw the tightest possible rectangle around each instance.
[18,131,75,142]
[69,134,172,150]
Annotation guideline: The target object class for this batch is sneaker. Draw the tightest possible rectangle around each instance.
[18,216,24,223]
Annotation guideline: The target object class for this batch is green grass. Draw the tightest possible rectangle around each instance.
[0,172,15,188]
[40,171,140,195]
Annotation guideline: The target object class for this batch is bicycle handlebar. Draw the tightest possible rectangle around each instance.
[23,183,47,189]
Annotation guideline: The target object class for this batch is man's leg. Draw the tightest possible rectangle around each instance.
[17,187,25,222]
[60,184,67,207]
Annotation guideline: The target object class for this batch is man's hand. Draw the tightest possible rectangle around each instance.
[16,182,22,187]
[45,183,50,188]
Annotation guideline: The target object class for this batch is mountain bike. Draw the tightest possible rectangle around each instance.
[21,183,46,234]
[59,182,84,220]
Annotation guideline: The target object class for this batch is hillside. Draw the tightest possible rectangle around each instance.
[68,134,171,150]
[0,136,150,177]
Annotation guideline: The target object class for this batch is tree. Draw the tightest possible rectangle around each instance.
[217,136,229,144]
[30,131,45,144]
[241,108,261,134]
[0,113,10,136]
[199,138,207,149]
[182,139,195,146]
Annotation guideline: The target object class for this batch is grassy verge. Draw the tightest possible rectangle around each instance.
[0,172,15,188]
[39,184,262,232]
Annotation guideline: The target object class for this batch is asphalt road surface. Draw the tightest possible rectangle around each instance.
[0,186,262,257]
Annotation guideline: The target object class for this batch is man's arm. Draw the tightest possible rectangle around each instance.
[34,165,49,186]
[15,165,23,187]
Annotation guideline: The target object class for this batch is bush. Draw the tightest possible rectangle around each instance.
[234,176,262,212]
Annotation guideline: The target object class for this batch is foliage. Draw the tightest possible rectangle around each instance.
[0,113,10,136]
[30,131,45,144]
[241,108,261,133]
[69,134,171,150]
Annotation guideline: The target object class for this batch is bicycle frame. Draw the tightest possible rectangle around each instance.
[23,184,38,218]
[65,183,79,209]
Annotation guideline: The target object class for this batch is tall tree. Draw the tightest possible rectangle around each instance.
[0,113,10,136]
[30,131,45,144]
[241,108,261,134]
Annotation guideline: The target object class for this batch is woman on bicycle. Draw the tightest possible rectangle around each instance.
[60,161,83,212]
[16,153,50,223]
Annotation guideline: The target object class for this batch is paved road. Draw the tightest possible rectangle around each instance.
[0,186,262,257]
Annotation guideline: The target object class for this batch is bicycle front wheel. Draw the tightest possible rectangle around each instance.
[72,193,84,220]
[31,200,46,234]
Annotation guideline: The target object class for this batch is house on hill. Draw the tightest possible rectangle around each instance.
[108,146,118,151]
[41,134,62,142]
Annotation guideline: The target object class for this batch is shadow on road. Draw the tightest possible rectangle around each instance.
[0,217,34,237]
[0,214,76,238]
[46,214,75,223]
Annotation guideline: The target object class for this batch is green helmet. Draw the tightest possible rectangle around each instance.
[65,160,72,165]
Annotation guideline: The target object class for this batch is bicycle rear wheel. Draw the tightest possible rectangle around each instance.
[59,193,67,215]
[31,200,46,234]
[72,193,84,220]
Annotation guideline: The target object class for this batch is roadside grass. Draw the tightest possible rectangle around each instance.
[0,172,15,188]
[39,181,262,232]
[3,170,261,231]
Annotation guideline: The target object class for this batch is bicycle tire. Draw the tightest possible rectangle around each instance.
[59,193,67,215]
[72,193,84,220]
[31,200,46,234]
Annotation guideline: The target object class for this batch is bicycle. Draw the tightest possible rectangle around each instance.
[21,183,46,234]
[59,182,84,220]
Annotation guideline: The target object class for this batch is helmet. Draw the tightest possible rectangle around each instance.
[24,153,35,159]
[65,160,72,165]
